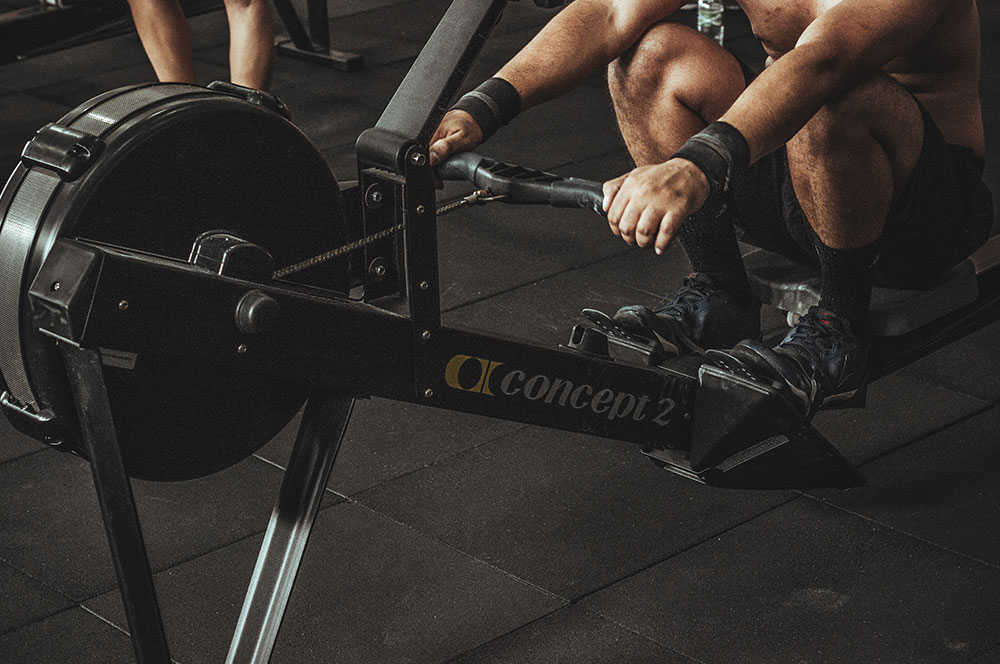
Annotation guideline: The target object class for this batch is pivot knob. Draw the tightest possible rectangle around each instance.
[235,290,280,334]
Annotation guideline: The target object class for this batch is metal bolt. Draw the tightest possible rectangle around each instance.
[416,204,426,215]
[421,330,431,341]
[118,300,129,311]
[410,152,427,166]
[50,281,60,292]
[419,281,429,291]
[365,186,384,209]
[423,388,434,399]
[374,263,387,277]
[237,343,248,354]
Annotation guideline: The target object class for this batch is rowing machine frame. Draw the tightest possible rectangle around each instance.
[12,0,1000,661]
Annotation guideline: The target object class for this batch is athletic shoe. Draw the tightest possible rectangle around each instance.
[708,306,868,417]
[613,272,761,354]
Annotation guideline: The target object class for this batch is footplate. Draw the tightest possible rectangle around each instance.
[569,309,670,366]
[645,364,864,489]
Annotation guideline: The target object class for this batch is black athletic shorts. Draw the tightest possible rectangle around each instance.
[726,65,995,287]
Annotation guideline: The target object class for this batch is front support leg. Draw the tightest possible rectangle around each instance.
[60,344,172,664]
[226,390,356,664]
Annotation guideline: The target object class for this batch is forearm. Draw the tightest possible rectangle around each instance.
[717,0,950,163]
[497,0,684,109]
[719,42,859,163]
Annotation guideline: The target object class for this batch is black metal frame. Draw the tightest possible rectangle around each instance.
[14,0,1000,660]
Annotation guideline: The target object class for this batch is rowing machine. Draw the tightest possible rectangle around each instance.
[0,0,995,660]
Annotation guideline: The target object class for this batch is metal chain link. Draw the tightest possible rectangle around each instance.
[271,189,506,279]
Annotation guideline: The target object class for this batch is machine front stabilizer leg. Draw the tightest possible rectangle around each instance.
[226,391,356,664]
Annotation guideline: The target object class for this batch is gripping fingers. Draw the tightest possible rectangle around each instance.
[602,177,624,236]
[635,207,664,249]
[654,210,683,255]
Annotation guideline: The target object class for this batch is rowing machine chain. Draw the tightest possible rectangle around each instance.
[271,189,507,279]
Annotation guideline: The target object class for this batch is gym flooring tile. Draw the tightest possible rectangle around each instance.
[897,319,1000,403]
[0,561,71,634]
[262,84,383,150]
[356,425,794,600]
[0,415,44,464]
[436,207,628,311]
[975,649,1000,664]
[256,396,524,497]
[810,372,991,466]
[0,33,154,92]
[0,607,134,663]
[580,497,1000,664]
[0,92,70,159]
[440,243,693,344]
[270,58,415,113]
[0,448,292,601]
[451,604,692,664]
[84,500,564,664]
[26,59,230,108]
[811,405,1000,569]
[477,82,627,171]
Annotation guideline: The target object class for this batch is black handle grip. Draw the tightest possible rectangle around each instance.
[435,152,605,216]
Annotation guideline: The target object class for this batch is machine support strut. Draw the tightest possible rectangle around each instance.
[226,391,356,664]
[60,344,172,664]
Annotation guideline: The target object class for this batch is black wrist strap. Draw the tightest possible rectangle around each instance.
[672,121,751,196]
[451,77,522,141]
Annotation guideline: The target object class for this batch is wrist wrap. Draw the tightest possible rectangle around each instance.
[672,121,751,198]
[451,77,522,141]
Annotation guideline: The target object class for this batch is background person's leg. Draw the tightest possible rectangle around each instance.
[126,0,196,83]
[225,0,274,90]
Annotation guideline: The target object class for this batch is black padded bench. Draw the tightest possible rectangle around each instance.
[743,247,981,337]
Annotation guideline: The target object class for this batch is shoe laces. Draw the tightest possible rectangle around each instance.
[657,273,717,317]
[779,309,855,369]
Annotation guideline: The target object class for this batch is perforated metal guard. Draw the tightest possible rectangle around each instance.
[0,83,205,412]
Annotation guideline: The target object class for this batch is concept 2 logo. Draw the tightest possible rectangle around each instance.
[444,354,676,426]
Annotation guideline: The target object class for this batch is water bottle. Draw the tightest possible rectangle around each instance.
[697,0,724,45]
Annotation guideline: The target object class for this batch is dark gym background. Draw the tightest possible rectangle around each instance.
[1,2,999,662]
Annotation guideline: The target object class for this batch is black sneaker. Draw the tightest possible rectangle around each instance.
[708,307,868,417]
[613,273,761,354]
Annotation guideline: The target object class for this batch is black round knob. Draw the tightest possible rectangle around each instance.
[235,290,280,335]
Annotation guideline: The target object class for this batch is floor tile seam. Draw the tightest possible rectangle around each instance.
[897,366,1000,405]
[250,421,531,499]
[0,445,46,467]
[345,494,572,604]
[436,606,568,664]
[0,603,76,637]
[78,604,185,664]
[440,248,634,314]
[565,492,803,602]
[841,400,996,470]
[574,604,708,664]
[337,424,533,496]
[0,554,79,607]
[799,492,1000,573]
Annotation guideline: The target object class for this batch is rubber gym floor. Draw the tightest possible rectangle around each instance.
[1,2,1000,663]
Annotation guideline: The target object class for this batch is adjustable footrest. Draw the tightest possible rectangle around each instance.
[743,248,978,336]
[644,364,865,489]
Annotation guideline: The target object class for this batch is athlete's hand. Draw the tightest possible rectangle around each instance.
[428,110,484,166]
[602,158,711,255]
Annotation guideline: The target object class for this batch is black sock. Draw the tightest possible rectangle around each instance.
[814,237,880,337]
[676,208,753,306]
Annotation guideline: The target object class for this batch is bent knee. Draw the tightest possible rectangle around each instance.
[797,74,922,151]
[608,22,744,122]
